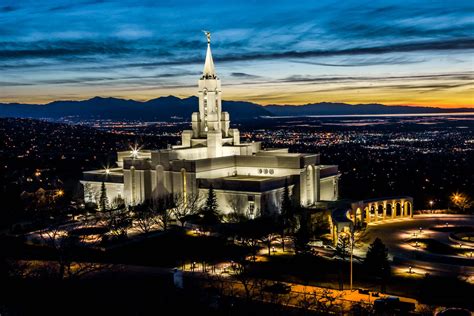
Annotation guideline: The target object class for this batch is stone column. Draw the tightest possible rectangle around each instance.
[383,203,387,220]
[372,203,379,222]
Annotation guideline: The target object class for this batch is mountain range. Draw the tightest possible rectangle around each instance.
[0,96,472,121]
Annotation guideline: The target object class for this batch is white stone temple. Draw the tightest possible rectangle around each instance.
[82,34,340,217]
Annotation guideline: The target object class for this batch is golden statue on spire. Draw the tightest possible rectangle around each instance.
[202,30,211,44]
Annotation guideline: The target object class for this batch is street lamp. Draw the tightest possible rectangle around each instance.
[429,200,434,211]
[408,266,413,274]
[345,228,355,291]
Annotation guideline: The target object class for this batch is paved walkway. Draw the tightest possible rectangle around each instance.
[362,214,474,277]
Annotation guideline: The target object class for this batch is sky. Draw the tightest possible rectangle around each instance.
[0,0,473,107]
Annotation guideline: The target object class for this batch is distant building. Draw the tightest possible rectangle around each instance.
[81,37,340,217]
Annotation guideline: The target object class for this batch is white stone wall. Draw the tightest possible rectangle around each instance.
[81,181,124,206]
[319,176,338,201]
[123,169,152,205]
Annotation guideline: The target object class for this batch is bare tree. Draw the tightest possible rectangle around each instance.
[101,204,132,239]
[451,192,473,213]
[173,193,202,227]
[36,223,72,279]
[83,183,96,204]
[131,202,158,235]
[297,288,318,313]
[153,194,175,231]
[260,232,279,256]
[314,288,344,314]
[226,195,248,223]
[232,258,259,304]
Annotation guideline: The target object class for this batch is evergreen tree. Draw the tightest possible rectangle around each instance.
[364,237,390,292]
[336,233,351,261]
[201,185,220,224]
[99,182,109,212]
[279,179,297,251]
[294,212,311,255]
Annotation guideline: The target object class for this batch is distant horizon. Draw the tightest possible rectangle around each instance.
[2,94,473,109]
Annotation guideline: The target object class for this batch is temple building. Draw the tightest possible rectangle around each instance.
[81,35,340,217]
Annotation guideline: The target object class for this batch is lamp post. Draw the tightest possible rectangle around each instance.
[348,228,355,291]
[429,200,434,211]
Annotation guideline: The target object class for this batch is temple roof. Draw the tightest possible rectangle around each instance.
[202,43,217,79]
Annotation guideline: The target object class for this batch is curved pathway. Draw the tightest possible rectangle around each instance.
[359,214,474,277]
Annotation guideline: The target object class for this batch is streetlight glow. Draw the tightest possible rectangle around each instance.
[130,144,141,158]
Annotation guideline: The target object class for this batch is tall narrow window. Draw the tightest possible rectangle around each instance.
[181,168,187,204]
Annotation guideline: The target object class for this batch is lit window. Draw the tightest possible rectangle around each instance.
[248,202,255,219]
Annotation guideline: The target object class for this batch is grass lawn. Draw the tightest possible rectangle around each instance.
[408,238,459,255]
[102,228,250,267]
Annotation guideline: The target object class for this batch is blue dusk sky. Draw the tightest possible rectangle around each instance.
[0,0,473,107]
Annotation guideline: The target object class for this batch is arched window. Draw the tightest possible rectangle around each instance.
[306,165,314,205]
[181,168,187,202]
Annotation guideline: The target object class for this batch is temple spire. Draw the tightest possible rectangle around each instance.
[202,31,216,79]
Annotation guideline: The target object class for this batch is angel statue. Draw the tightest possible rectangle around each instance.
[202,30,211,44]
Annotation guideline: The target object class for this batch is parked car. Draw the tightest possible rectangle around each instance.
[308,239,323,247]
[262,282,291,294]
[322,244,336,251]
[435,308,472,316]
[374,296,415,314]
[357,288,370,295]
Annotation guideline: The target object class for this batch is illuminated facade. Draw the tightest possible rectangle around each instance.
[82,36,340,217]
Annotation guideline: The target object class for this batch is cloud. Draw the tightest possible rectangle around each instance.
[230,72,261,79]
[291,56,425,67]
[1,6,16,12]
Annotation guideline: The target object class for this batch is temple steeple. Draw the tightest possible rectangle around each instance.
[202,35,217,79]
[180,31,240,156]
